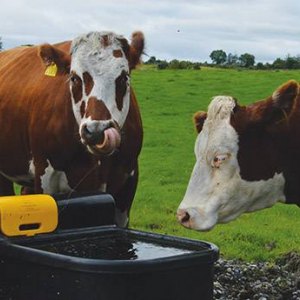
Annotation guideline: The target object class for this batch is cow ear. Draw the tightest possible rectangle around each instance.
[38,44,71,75]
[272,80,298,111]
[270,80,299,122]
[128,31,144,70]
[193,111,207,133]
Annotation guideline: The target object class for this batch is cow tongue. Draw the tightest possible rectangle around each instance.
[95,128,121,152]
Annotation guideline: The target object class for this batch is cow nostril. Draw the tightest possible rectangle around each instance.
[177,209,190,224]
[181,212,190,223]
[82,124,92,138]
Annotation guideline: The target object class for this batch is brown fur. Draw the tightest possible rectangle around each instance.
[85,97,111,120]
[83,71,94,96]
[113,50,123,58]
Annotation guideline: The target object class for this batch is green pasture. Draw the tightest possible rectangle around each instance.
[130,66,300,262]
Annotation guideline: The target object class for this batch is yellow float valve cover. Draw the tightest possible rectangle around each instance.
[0,194,58,237]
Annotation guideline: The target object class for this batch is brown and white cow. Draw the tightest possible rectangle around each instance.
[0,31,144,226]
[177,80,300,231]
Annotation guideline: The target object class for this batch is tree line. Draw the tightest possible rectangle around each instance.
[209,49,300,70]
[145,49,300,70]
[146,57,201,70]
[210,50,255,67]
[1,38,299,70]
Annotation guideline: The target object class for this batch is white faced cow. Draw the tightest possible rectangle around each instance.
[177,80,300,231]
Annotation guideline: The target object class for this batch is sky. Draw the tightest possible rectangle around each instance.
[1,0,300,63]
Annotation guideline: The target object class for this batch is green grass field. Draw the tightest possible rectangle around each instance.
[130,66,300,262]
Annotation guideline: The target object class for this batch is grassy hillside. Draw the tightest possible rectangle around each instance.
[130,66,300,261]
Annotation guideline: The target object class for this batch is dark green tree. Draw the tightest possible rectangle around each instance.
[192,62,201,70]
[285,55,300,69]
[157,60,168,69]
[272,58,285,69]
[0,37,2,51]
[209,50,227,65]
[256,62,266,70]
[239,53,255,67]
[168,59,181,69]
[146,56,157,64]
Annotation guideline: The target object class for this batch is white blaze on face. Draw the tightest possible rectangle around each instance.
[70,32,130,129]
[177,96,286,231]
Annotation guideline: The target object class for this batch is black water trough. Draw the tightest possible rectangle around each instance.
[0,193,219,300]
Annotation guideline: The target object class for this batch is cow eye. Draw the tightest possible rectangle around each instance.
[212,153,230,168]
[69,73,82,85]
[70,76,78,84]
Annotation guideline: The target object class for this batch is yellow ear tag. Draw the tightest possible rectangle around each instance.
[45,63,58,77]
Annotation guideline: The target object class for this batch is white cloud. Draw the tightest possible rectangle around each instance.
[1,0,300,62]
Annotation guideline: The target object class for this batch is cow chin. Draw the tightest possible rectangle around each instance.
[86,127,121,156]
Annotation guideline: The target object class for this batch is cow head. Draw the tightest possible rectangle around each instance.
[39,31,144,156]
[177,80,299,231]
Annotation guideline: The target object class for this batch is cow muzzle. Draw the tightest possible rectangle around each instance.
[80,120,121,155]
[176,207,217,231]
